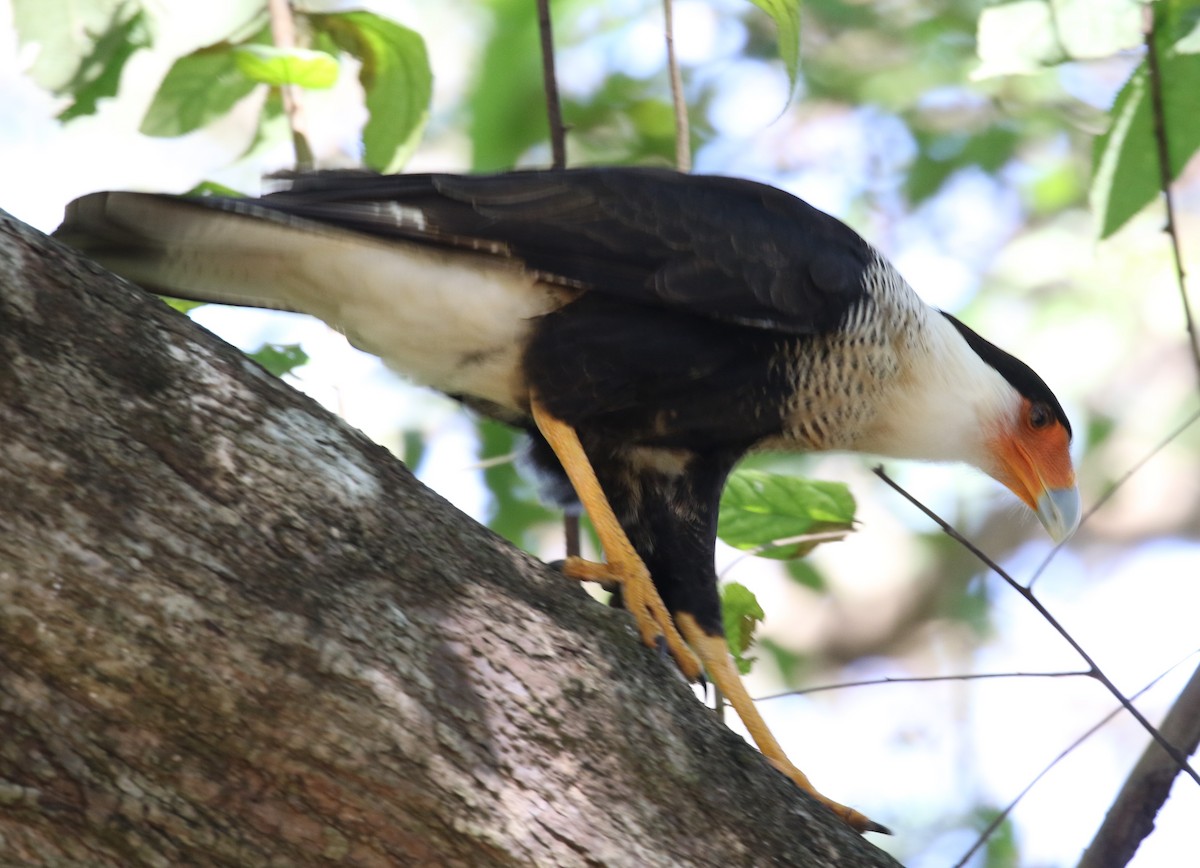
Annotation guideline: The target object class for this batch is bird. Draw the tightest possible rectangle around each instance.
[56,167,1080,834]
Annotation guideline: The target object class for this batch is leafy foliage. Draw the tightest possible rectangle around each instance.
[140,35,265,137]
[56,6,152,122]
[1092,52,1200,237]
[248,343,309,378]
[721,582,766,674]
[747,0,802,97]
[232,45,339,89]
[132,8,430,173]
[312,11,432,172]
[718,470,855,560]
[12,0,143,92]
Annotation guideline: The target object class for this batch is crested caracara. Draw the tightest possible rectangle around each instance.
[56,168,1080,834]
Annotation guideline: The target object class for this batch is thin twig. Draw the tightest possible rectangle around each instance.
[1028,404,1200,590]
[266,0,313,170]
[757,669,1093,702]
[1143,3,1200,380]
[535,0,574,552]
[872,466,1200,788]
[536,0,567,169]
[662,0,691,171]
[954,650,1200,868]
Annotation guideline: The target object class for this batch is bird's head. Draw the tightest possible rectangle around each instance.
[941,313,1080,543]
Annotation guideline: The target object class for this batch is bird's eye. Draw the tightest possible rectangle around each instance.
[1029,403,1052,430]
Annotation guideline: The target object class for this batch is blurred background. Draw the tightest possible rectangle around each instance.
[2,0,1198,864]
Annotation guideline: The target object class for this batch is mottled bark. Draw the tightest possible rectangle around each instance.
[0,210,900,867]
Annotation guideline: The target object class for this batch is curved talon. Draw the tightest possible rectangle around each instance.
[562,557,702,681]
[767,758,889,834]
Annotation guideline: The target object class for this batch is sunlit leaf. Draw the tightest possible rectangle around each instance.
[249,343,309,378]
[57,7,152,122]
[721,582,765,675]
[233,44,339,89]
[140,37,263,136]
[313,11,432,172]
[183,180,248,198]
[748,0,802,98]
[718,470,855,560]
[1092,52,1200,237]
[160,297,206,315]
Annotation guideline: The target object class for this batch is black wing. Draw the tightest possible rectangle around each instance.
[238,168,874,335]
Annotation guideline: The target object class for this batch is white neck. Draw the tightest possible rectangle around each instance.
[856,309,1018,474]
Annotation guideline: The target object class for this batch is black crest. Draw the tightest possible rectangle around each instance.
[941,312,1071,438]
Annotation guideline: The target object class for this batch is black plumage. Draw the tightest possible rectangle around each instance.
[56,168,1079,834]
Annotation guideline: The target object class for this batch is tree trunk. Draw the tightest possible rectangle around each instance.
[0,209,900,867]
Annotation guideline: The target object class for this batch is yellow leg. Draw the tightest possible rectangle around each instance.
[677,614,889,835]
[530,399,702,681]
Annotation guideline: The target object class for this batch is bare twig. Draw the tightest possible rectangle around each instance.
[1143,3,1200,380]
[535,0,575,552]
[662,0,691,171]
[872,466,1200,788]
[1027,404,1200,590]
[536,0,567,169]
[1079,660,1200,868]
[954,651,1199,868]
[267,0,313,170]
[757,669,1093,702]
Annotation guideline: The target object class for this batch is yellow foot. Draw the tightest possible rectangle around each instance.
[676,613,889,836]
[767,758,891,835]
[561,556,703,682]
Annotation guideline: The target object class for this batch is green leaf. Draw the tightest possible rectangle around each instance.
[140,37,264,137]
[233,45,339,89]
[401,429,426,469]
[1091,50,1200,237]
[182,180,248,198]
[13,0,130,91]
[468,0,550,171]
[249,343,309,377]
[721,582,765,675]
[717,470,855,560]
[748,0,803,98]
[57,7,153,122]
[784,559,828,592]
[160,297,205,315]
[313,11,432,172]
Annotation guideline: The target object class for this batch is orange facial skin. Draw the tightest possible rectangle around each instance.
[990,397,1079,540]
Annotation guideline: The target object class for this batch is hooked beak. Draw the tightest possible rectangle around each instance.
[1036,486,1081,543]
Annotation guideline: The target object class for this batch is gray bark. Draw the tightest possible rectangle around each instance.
[0,209,900,867]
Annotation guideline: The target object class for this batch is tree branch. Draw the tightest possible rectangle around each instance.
[267,0,313,170]
[0,211,899,866]
[1079,660,1200,868]
[663,0,691,171]
[536,0,567,170]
